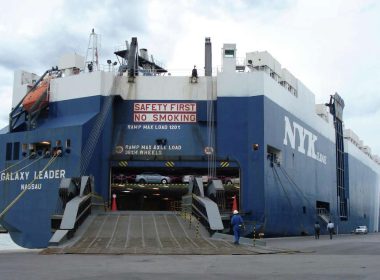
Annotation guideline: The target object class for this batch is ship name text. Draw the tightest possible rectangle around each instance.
[283,116,327,164]
[0,169,66,181]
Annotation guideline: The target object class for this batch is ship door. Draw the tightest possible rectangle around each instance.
[109,164,240,212]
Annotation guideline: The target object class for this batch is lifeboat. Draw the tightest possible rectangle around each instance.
[22,78,50,113]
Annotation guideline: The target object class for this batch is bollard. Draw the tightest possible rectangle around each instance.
[111,194,117,211]
[253,222,256,247]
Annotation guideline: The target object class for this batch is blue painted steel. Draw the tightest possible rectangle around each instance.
[0,93,379,248]
[343,153,379,232]
[0,95,109,248]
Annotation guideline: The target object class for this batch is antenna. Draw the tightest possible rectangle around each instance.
[85,28,101,72]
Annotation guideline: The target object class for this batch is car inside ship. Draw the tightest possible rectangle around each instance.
[109,166,240,213]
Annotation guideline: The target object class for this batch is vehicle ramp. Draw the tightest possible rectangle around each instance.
[43,211,272,255]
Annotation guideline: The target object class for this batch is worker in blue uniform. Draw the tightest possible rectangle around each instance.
[231,210,244,245]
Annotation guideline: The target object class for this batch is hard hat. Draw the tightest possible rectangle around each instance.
[233,210,238,214]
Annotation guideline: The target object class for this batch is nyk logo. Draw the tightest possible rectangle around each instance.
[283,116,327,164]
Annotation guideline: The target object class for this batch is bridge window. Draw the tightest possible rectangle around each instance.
[224,49,235,58]
[22,144,27,157]
[6,143,12,161]
[13,142,20,160]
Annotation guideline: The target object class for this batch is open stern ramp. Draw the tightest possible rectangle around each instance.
[46,212,265,255]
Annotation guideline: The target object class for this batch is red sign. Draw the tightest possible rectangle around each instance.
[133,102,197,123]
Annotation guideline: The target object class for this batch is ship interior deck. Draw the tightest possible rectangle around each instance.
[109,167,240,213]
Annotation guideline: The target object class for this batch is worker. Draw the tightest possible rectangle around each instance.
[191,65,198,78]
[231,210,244,245]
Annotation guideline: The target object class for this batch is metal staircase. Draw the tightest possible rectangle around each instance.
[183,177,224,232]
[79,88,115,175]
[317,208,331,224]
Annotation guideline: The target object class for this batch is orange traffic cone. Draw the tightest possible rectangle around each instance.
[232,195,238,212]
[111,194,117,211]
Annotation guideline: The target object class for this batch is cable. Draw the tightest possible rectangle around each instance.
[14,155,45,173]
[0,151,61,219]
[271,165,293,207]
[277,165,313,208]
[0,155,31,174]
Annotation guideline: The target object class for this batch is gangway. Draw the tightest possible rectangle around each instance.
[183,177,224,232]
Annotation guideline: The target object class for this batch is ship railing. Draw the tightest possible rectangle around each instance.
[317,208,329,215]
[83,65,222,77]
[317,207,331,223]
[191,194,224,232]
[85,65,169,76]
[166,68,218,77]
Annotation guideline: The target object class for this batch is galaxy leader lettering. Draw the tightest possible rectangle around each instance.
[283,116,327,164]
[133,102,197,123]
[0,169,66,191]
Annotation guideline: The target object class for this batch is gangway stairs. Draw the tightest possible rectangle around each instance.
[317,208,331,224]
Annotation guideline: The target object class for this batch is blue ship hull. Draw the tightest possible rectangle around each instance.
[1,92,379,248]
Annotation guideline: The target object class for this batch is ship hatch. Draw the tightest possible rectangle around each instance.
[110,166,240,212]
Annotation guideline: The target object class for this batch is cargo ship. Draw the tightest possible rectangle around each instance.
[0,31,379,248]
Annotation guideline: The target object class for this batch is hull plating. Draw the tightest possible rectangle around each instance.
[0,95,379,248]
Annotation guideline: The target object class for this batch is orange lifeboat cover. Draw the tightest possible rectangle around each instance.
[22,80,50,113]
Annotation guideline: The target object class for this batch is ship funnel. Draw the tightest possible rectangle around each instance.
[140,48,149,61]
[205,37,212,76]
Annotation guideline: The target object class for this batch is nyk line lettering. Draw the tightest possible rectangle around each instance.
[283,116,327,165]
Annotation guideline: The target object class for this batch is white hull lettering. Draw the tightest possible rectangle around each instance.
[21,183,42,190]
[0,171,30,181]
[283,116,327,165]
[34,169,66,180]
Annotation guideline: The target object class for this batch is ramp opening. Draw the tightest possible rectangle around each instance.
[110,166,240,211]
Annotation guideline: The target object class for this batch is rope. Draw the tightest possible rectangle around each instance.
[206,77,216,179]
[277,165,313,208]
[0,155,31,174]
[14,155,44,173]
[0,151,61,219]
[271,166,293,207]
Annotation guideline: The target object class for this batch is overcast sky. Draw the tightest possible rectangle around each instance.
[1,0,379,155]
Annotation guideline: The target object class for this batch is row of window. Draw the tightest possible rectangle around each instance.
[5,140,71,161]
